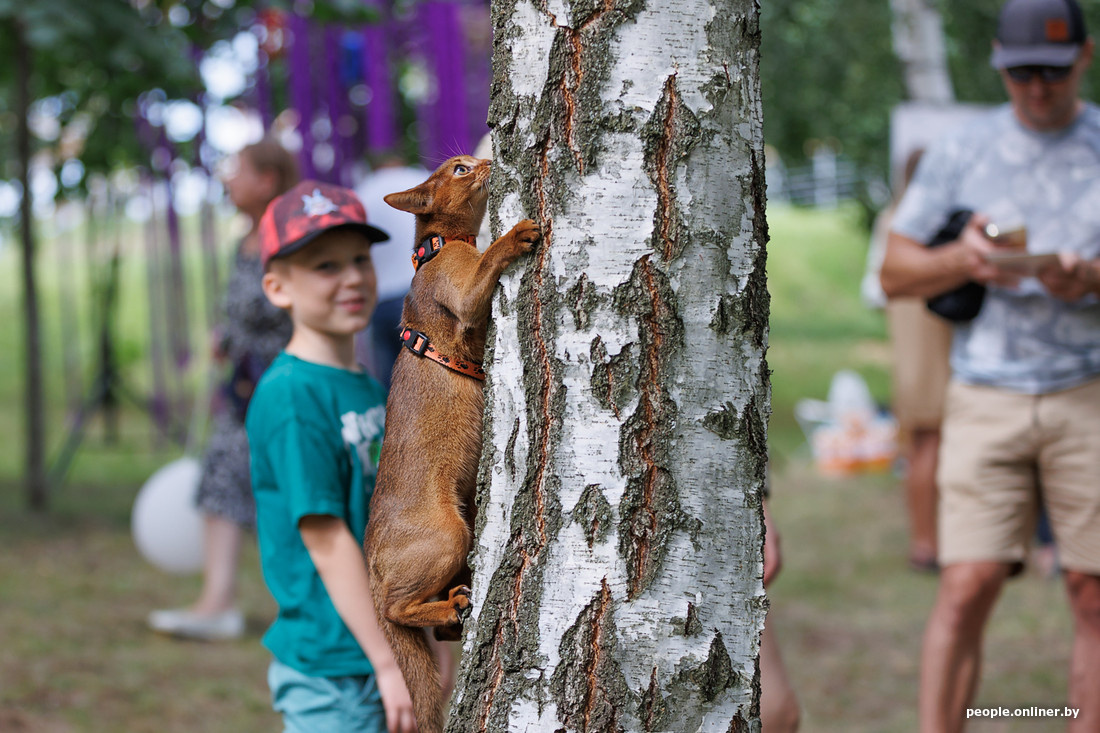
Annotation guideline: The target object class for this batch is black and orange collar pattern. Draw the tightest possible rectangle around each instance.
[411,234,478,271]
[400,328,486,381]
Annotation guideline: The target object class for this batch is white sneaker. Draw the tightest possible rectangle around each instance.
[147,608,245,641]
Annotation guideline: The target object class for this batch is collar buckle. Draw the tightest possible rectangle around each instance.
[401,328,431,356]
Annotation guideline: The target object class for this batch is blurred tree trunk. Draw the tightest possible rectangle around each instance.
[447,0,770,730]
[13,18,48,511]
[890,0,955,102]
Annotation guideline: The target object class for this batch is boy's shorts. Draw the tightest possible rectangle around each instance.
[268,658,385,733]
[937,378,1100,575]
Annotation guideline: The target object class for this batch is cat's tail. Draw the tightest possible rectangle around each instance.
[379,616,444,733]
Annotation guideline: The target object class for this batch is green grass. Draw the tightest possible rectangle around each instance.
[0,204,1077,731]
[769,466,1071,733]
[767,203,891,464]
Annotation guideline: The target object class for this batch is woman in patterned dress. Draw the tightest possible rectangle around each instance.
[149,139,298,639]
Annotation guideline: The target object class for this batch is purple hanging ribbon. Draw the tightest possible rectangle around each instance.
[140,170,171,433]
[156,130,191,370]
[466,4,491,150]
[419,2,469,163]
[255,52,274,132]
[362,15,397,153]
[324,27,347,183]
[288,13,317,179]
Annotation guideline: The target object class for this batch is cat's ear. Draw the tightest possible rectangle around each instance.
[384,185,433,214]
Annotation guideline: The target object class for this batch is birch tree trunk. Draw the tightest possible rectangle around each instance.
[447,0,769,730]
[890,0,955,103]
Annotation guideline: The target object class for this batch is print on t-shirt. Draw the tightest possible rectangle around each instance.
[340,405,385,477]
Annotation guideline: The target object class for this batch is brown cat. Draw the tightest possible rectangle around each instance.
[364,155,540,732]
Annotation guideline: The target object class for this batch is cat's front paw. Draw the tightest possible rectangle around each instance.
[506,219,541,254]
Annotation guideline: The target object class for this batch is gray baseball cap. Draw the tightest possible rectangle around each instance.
[990,0,1087,69]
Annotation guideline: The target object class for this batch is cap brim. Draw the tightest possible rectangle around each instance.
[991,43,1081,69]
[268,222,391,264]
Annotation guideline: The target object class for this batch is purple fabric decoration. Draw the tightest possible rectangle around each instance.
[288,13,317,179]
[255,53,274,132]
[421,2,469,163]
[157,137,191,370]
[191,120,221,332]
[362,20,397,152]
[141,171,171,433]
[324,27,347,183]
[465,4,491,150]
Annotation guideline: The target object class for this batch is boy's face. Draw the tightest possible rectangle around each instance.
[263,228,378,338]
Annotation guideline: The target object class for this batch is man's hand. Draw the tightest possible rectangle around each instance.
[374,662,418,733]
[956,214,1021,288]
[882,212,1019,298]
[1038,252,1100,302]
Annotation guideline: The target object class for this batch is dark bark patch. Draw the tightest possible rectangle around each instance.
[505,418,520,481]
[682,632,737,703]
[613,256,690,598]
[642,75,702,262]
[574,483,613,548]
[727,710,752,733]
[566,273,598,331]
[589,336,636,418]
[702,401,739,440]
[686,603,703,637]
[639,666,668,732]
[709,281,768,350]
[549,579,629,733]
[669,602,704,639]
[741,388,768,463]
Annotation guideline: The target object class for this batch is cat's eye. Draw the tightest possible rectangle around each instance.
[454,164,470,175]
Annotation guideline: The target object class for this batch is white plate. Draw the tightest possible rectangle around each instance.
[982,252,1060,274]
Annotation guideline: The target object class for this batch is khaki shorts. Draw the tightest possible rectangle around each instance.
[938,378,1100,575]
[887,298,953,431]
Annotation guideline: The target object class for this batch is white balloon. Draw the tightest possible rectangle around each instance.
[132,457,205,575]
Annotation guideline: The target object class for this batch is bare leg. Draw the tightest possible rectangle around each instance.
[192,514,244,614]
[919,562,1009,733]
[759,616,800,733]
[907,428,940,568]
[1064,571,1100,732]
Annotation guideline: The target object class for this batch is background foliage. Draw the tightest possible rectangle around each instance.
[760,0,1100,189]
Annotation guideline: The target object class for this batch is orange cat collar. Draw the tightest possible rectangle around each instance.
[411,234,478,271]
[400,328,486,381]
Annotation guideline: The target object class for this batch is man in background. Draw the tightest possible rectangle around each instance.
[881,0,1100,730]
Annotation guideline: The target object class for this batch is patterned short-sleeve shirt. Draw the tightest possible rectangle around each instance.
[891,103,1100,394]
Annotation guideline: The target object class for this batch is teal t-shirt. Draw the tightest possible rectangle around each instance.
[246,352,386,677]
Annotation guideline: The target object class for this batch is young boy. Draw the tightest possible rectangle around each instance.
[247,180,417,733]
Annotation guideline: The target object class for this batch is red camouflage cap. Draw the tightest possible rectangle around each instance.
[259,179,390,269]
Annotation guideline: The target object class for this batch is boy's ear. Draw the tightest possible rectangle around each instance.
[384,184,433,214]
[262,269,293,311]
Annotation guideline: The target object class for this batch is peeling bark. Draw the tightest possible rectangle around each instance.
[448,0,768,730]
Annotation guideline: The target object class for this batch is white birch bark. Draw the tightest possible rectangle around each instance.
[448,1,769,731]
[890,0,955,103]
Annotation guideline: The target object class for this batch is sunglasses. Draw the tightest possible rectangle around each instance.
[1005,65,1074,83]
